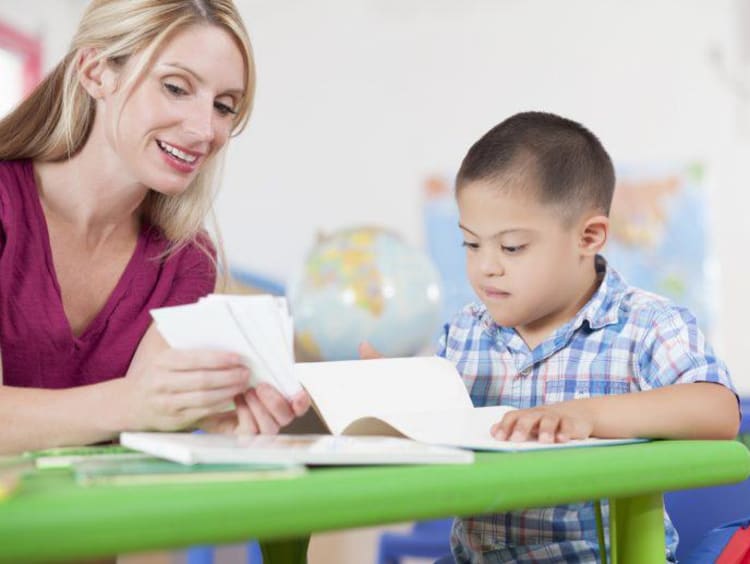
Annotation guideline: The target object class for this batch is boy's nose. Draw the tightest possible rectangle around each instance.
[478,250,504,276]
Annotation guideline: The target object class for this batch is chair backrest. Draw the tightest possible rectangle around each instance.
[665,479,750,560]
[682,517,750,564]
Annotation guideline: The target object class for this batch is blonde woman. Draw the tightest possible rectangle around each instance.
[0,0,310,454]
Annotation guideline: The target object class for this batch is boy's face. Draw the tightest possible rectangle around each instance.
[457,180,598,339]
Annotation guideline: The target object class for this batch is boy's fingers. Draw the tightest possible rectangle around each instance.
[537,415,561,443]
[358,342,384,360]
[509,414,537,442]
[491,413,517,440]
[557,418,578,442]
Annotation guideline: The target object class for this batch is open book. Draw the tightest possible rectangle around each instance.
[295,356,644,452]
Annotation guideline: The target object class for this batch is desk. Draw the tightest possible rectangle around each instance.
[0,440,748,563]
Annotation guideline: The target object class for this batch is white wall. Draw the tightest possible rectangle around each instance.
[2,0,749,391]
[0,0,86,72]
[226,0,750,389]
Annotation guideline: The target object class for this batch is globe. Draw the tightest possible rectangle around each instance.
[287,227,443,361]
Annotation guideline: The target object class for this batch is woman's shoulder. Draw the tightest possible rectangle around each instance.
[0,159,34,217]
[0,159,32,190]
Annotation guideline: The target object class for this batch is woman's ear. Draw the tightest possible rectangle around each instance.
[579,214,609,256]
[77,47,116,100]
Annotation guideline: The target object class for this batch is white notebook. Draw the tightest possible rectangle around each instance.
[120,432,474,466]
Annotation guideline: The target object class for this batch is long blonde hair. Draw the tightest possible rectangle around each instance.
[0,0,255,254]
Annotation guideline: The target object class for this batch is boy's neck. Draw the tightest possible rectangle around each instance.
[516,259,603,350]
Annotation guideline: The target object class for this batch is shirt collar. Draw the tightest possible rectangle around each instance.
[571,254,627,331]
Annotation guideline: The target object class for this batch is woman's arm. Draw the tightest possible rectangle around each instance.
[0,325,249,455]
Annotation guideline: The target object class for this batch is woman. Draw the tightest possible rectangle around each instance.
[0,0,309,454]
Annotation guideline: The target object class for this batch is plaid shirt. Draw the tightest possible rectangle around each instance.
[437,256,735,563]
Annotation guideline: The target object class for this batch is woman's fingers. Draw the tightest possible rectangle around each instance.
[157,366,249,394]
[158,349,245,371]
[169,385,246,413]
[245,388,281,434]
[255,384,296,428]
[232,393,259,435]
[290,390,311,416]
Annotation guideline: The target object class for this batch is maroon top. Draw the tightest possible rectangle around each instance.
[0,159,216,389]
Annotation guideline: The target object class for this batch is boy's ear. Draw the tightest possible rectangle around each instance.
[77,47,117,100]
[578,214,609,256]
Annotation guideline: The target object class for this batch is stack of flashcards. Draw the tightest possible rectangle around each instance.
[150,295,301,398]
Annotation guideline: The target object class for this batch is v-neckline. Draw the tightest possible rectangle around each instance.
[27,161,148,344]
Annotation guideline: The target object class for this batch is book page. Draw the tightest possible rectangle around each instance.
[341,405,514,446]
[341,405,645,451]
[294,357,473,435]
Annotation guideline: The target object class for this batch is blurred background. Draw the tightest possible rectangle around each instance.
[3,0,750,562]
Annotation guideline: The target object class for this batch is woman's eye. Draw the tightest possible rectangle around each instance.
[164,83,187,96]
[461,241,479,251]
[214,101,237,117]
[501,245,525,254]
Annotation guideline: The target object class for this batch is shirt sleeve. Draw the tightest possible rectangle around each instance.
[162,233,217,307]
[635,304,735,394]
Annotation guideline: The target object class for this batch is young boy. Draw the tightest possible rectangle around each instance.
[443,111,739,562]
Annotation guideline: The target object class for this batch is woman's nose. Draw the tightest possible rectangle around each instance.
[184,100,216,143]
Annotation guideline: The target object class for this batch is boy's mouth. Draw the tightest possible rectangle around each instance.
[483,287,511,299]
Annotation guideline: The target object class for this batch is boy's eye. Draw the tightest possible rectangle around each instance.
[164,82,187,96]
[461,241,479,251]
[501,245,525,254]
[214,101,237,117]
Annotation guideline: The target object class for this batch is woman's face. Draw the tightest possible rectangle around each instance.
[99,24,245,196]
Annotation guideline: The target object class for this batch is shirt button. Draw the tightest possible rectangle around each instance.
[520,368,531,377]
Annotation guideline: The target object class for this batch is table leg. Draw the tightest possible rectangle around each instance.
[259,536,310,564]
[609,493,665,564]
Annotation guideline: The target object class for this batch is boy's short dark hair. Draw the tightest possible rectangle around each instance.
[456,111,616,221]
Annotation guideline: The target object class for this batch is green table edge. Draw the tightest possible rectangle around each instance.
[0,440,747,562]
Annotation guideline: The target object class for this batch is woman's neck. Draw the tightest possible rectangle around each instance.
[34,135,145,240]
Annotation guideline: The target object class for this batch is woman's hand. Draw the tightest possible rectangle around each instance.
[123,347,250,431]
[200,385,311,435]
[491,404,595,444]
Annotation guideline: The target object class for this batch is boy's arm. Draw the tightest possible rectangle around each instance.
[493,305,740,443]
[492,382,738,443]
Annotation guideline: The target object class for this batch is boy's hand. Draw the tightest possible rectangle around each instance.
[358,342,384,360]
[490,405,595,444]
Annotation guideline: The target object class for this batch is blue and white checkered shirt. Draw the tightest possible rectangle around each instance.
[437,256,735,563]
